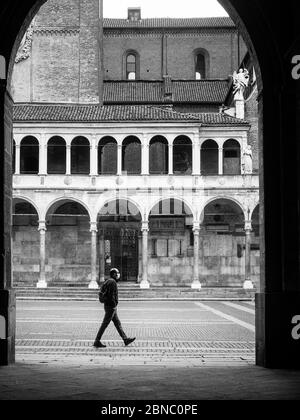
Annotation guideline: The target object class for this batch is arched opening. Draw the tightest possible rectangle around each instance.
[47,136,66,174]
[98,199,141,282]
[98,136,117,175]
[201,198,246,286]
[12,198,39,287]
[149,136,168,175]
[149,198,193,285]
[71,136,90,175]
[20,136,39,174]
[173,136,193,175]
[126,52,137,80]
[122,136,141,175]
[194,49,209,79]
[46,200,90,286]
[201,139,218,175]
[223,139,241,175]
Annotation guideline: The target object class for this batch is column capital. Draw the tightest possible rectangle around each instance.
[90,222,98,233]
[141,221,149,232]
[38,221,47,232]
[193,222,200,233]
[244,220,252,231]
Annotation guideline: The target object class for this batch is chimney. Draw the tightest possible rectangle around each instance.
[128,7,141,21]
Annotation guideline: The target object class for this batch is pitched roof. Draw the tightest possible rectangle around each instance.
[13,104,248,125]
[103,80,229,104]
[103,17,235,29]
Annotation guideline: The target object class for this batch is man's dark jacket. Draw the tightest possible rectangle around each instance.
[101,278,118,307]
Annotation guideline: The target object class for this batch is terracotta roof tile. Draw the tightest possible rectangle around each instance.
[103,80,229,104]
[13,104,248,125]
[103,17,234,29]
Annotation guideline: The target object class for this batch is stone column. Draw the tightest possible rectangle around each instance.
[138,234,142,283]
[192,137,201,175]
[218,145,223,175]
[99,230,105,284]
[39,135,47,175]
[15,144,20,175]
[168,143,173,175]
[66,144,71,175]
[140,221,150,289]
[117,144,122,175]
[88,222,99,289]
[244,220,254,289]
[90,138,98,176]
[37,221,47,288]
[142,136,149,175]
[191,222,202,289]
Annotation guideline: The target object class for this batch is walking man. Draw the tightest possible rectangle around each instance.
[93,268,136,348]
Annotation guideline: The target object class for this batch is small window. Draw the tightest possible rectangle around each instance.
[127,54,136,80]
[195,53,206,79]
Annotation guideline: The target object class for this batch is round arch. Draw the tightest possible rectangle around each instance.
[200,196,246,220]
[148,197,194,220]
[201,197,245,233]
[122,136,141,175]
[47,136,66,175]
[97,198,142,221]
[71,136,90,175]
[12,197,39,217]
[149,135,169,175]
[201,139,219,175]
[44,197,92,222]
[20,135,39,174]
[193,48,210,79]
[98,136,117,175]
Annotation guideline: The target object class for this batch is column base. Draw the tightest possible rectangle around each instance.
[256,292,300,368]
[243,280,254,289]
[140,280,150,289]
[36,280,47,289]
[0,289,16,366]
[191,281,202,289]
[88,280,99,289]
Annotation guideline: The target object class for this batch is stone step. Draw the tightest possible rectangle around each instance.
[14,286,255,300]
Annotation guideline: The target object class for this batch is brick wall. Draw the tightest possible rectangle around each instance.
[11,0,248,102]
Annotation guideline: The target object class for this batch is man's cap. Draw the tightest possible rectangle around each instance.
[110,268,120,276]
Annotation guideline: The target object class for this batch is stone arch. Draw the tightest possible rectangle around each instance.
[173,135,193,175]
[201,196,246,222]
[20,135,39,174]
[98,136,117,175]
[149,135,168,175]
[148,197,194,219]
[122,136,141,175]
[71,136,90,175]
[223,139,241,175]
[47,136,66,175]
[44,197,91,222]
[201,139,219,175]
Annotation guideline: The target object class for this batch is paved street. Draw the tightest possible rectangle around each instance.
[16,299,255,366]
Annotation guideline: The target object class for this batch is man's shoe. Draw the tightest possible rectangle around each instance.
[124,337,136,346]
[93,341,106,348]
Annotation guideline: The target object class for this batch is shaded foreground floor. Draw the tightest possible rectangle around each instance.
[1,361,300,400]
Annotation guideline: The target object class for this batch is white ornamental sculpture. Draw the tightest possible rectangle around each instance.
[242,144,253,174]
[232,68,250,119]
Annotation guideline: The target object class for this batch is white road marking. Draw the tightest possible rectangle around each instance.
[194,302,255,332]
[222,302,255,315]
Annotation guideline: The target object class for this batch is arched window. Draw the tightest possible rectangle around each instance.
[47,136,66,174]
[126,52,138,80]
[98,137,117,175]
[173,136,193,175]
[71,137,90,175]
[122,136,141,174]
[223,139,241,175]
[201,139,218,175]
[149,136,168,174]
[20,136,39,174]
[195,53,206,79]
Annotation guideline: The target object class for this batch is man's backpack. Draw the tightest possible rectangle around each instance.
[98,282,107,303]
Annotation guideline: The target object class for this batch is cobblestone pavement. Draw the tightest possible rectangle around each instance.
[16,300,255,365]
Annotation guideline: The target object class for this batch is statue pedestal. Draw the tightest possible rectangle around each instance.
[235,98,245,119]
